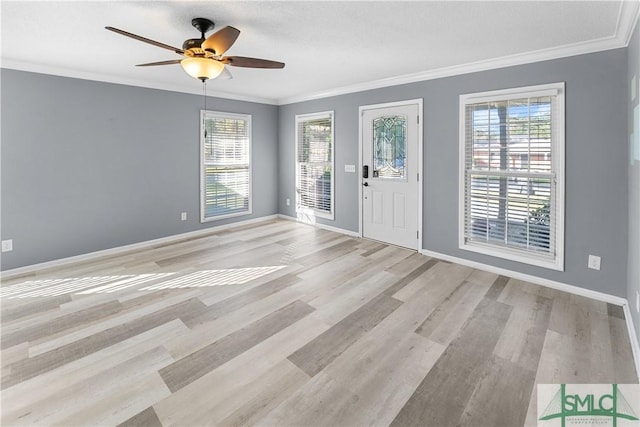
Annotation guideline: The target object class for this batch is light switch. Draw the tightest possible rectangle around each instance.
[344,164,356,173]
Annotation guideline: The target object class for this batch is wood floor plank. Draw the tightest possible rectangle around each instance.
[306,269,396,325]
[2,346,173,425]
[544,294,595,382]
[384,252,431,277]
[459,355,536,426]
[362,244,414,269]
[390,297,513,427]
[608,314,638,382]
[213,359,310,427]
[466,268,499,286]
[274,227,340,247]
[485,274,510,300]
[607,302,625,320]
[368,262,492,349]
[1,295,72,323]
[0,319,189,417]
[494,282,553,369]
[287,293,402,377]
[392,260,473,302]
[382,257,438,297]
[257,371,361,426]
[159,300,315,393]
[2,297,207,389]
[422,282,489,347]
[183,273,301,328]
[57,373,170,427]
[360,242,387,257]
[27,289,203,357]
[162,286,306,360]
[153,313,329,426]
[415,280,473,338]
[195,263,303,306]
[154,241,233,268]
[1,300,123,349]
[297,250,371,282]
[293,238,361,267]
[117,406,163,427]
[320,333,446,426]
[0,342,28,368]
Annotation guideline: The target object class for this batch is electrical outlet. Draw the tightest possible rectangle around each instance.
[181,212,187,221]
[587,254,601,270]
[2,239,13,252]
[286,198,290,206]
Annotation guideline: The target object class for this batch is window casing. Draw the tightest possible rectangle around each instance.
[200,110,252,222]
[459,83,565,270]
[295,111,335,220]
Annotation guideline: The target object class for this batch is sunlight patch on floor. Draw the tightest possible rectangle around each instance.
[1,266,287,298]
[1,276,127,298]
[139,266,286,290]
[76,273,175,294]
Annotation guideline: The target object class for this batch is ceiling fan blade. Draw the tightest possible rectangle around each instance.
[217,67,233,80]
[105,26,184,54]
[221,56,285,69]
[136,60,182,67]
[201,26,240,55]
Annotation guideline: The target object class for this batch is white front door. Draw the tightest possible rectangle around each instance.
[361,101,421,249]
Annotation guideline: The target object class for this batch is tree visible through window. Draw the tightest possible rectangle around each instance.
[460,83,565,270]
[201,111,251,221]
[295,111,334,220]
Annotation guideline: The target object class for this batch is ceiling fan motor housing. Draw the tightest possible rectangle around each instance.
[183,18,216,54]
[182,38,206,51]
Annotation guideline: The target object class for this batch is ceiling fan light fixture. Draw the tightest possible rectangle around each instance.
[181,57,224,81]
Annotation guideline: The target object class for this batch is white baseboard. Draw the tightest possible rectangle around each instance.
[623,304,640,383]
[0,215,279,280]
[277,214,360,238]
[420,249,627,306]
[421,248,640,382]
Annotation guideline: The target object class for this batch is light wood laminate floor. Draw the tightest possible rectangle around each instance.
[0,219,637,426]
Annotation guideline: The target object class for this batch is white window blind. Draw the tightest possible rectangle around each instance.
[295,111,334,220]
[459,83,565,270]
[201,111,251,222]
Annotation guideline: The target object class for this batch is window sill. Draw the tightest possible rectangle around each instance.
[201,209,252,223]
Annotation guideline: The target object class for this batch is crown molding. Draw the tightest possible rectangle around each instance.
[2,1,637,108]
[620,0,640,45]
[277,1,640,106]
[0,59,279,105]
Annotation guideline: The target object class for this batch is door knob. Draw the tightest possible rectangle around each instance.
[363,182,369,187]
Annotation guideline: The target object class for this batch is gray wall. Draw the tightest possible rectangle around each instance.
[627,21,640,349]
[279,48,629,297]
[1,69,279,270]
[1,47,632,301]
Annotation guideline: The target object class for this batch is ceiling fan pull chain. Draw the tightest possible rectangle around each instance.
[202,79,208,138]
[203,79,207,112]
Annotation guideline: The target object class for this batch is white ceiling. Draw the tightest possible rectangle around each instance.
[2,1,639,105]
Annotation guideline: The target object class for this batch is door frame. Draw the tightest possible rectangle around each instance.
[358,98,424,250]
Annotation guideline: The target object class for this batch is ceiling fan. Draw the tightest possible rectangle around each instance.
[105,18,285,82]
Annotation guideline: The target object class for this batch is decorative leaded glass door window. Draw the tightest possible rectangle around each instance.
[373,115,407,180]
